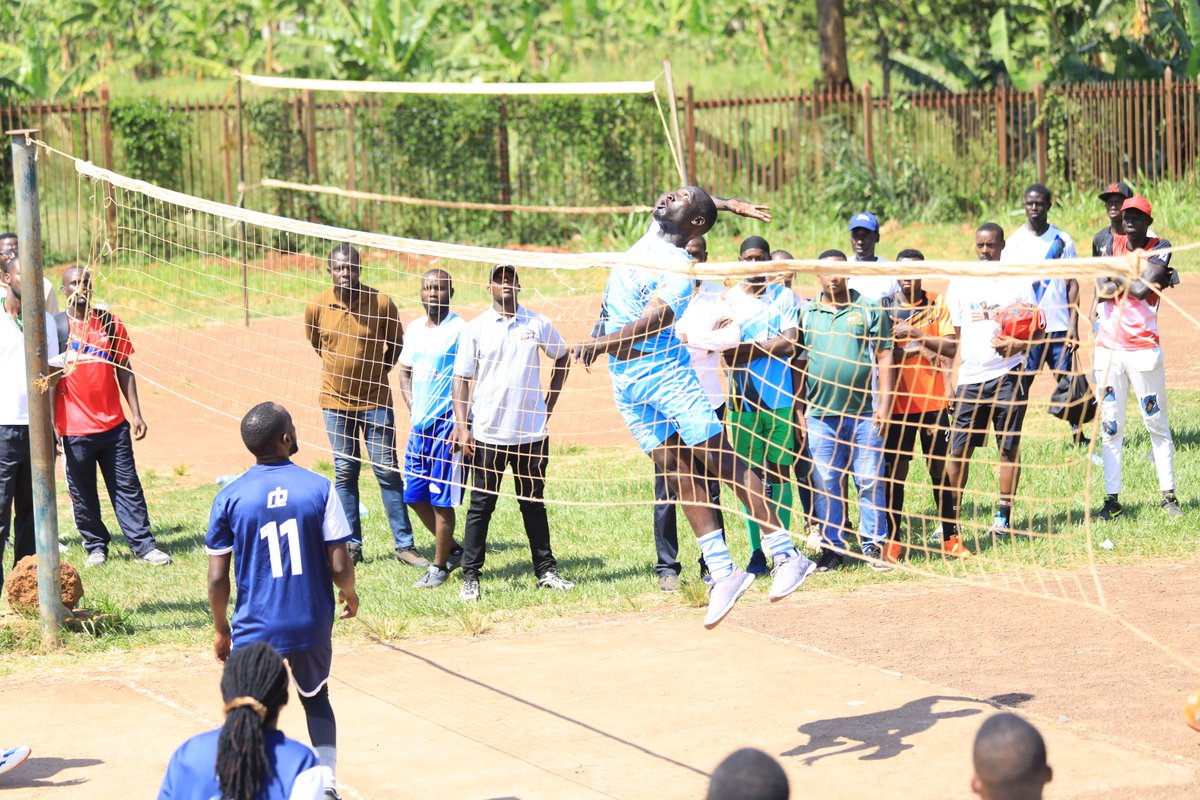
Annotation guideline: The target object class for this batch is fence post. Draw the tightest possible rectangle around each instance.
[235,77,250,328]
[303,89,318,184]
[496,98,513,228]
[996,85,1007,173]
[7,129,65,645]
[1165,67,1177,179]
[1035,84,1048,185]
[862,82,874,170]
[685,83,696,186]
[99,86,117,243]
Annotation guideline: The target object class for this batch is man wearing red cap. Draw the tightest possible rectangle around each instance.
[1092,182,1133,257]
[1093,195,1182,520]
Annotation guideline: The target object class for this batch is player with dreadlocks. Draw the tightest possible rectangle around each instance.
[158,642,326,799]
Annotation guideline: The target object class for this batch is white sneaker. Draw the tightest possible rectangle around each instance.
[140,548,172,565]
[58,540,68,554]
[703,568,755,629]
[768,552,817,601]
[85,551,107,567]
[0,744,31,776]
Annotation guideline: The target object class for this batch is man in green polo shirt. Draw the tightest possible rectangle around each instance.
[800,250,895,573]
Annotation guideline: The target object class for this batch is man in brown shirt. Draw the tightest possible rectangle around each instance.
[304,244,422,566]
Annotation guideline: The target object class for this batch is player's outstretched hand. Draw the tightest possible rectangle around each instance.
[573,341,599,372]
[719,197,772,223]
[339,589,359,620]
[213,630,232,663]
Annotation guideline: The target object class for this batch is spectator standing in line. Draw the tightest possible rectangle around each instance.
[54,266,171,566]
[944,224,1040,541]
[971,713,1052,800]
[879,250,966,560]
[452,264,573,600]
[724,236,800,576]
[800,250,895,573]
[846,212,900,301]
[0,256,58,587]
[0,233,58,315]
[304,244,421,567]
[653,235,737,591]
[1093,196,1182,520]
[1002,184,1086,447]
[1092,182,1133,257]
[396,269,467,589]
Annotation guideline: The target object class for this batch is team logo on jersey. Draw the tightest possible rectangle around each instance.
[266,487,289,509]
[519,326,536,341]
[1102,421,1118,437]
[1142,394,1160,416]
[1103,386,1116,402]
[969,303,1000,322]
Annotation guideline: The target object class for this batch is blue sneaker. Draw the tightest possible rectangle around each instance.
[990,515,1011,540]
[746,548,769,576]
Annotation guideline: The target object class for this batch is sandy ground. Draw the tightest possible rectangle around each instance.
[2,561,1198,798]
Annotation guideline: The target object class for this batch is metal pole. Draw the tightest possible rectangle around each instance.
[236,77,250,328]
[662,60,688,185]
[7,129,65,644]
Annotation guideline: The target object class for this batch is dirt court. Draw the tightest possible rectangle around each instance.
[8,272,1200,797]
[2,562,1198,798]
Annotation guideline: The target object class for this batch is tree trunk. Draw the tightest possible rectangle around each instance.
[817,0,853,89]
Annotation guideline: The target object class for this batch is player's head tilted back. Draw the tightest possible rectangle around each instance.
[653,186,718,240]
[327,243,361,294]
[975,223,1005,262]
[972,712,1052,800]
[420,268,454,321]
[707,747,789,800]
[215,642,291,800]
[240,402,298,461]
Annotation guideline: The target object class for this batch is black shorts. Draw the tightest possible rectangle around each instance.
[284,642,333,697]
[885,408,951,466]
[951,370,1028,454]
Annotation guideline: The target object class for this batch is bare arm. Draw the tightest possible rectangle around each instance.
[723,327,798,367]
[873,347,896,431]
[892,321,958,359]
[713,196,772,223]
[573,297,676,370]
[1096,262,1169,302]
[1066,278,1080,348]
[452,374,475,460]
[327,543,358,619]
[545,354,570,417]
[207,553,233,662]
[397,363,413,412]
[304,304,321,355]
[114,359,147,440]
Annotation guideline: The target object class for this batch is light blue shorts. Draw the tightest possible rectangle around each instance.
[610,352,723,453]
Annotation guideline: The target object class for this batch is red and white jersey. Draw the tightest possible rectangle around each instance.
[1096,235,1172,352]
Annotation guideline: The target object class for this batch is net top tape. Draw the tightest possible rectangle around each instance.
[239,74,658,95]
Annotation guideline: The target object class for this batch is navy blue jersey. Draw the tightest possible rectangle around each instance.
[158,729,325,800]
[205,461,352,654]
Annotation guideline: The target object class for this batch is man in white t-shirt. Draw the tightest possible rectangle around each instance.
[452,265,572,600]
[945,224,1040,541]
[846,212,900,301]
[1002,183,1085,446]
[0,256,59,588]
[0,233,57,316]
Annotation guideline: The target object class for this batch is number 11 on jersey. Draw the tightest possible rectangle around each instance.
[259,518,304,578]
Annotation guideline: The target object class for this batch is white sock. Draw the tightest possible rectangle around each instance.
[316,746,337,785]
[763,529,799,560]
[697,529,734,579]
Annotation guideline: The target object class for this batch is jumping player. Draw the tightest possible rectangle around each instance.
[397,269,466,589]
[945,224,1040,540]
[206,402,358,799]
[573,187,815,629]
[1093,195,1182,519]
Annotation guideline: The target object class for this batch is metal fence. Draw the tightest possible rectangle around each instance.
[3,72,1199,258]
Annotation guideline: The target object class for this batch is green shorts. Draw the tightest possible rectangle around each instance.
[729,407,796,467]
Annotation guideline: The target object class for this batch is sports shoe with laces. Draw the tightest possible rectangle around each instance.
[862,544,891,572]
[85,551,107,567]
[989,515,1012,540]
[1162,492,1184,518]
[394,545,430,568]
[815,550,843,573]
[413,564,449,589]
[536,568,574,591]
[768,551,817,600]
[459,577,481,601]
[140,548,172,565]
[745,548,769,576]
[347,543,363,565]
[703,568,755,629]
[1095,496,1123,522]
[446,545,464,572]
[941,535,973,558]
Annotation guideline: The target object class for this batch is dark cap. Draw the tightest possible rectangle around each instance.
[490,263,518,281]
[739,235,771,255]
[1098,181,1133,202]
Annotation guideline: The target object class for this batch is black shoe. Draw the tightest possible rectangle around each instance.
[446,545,464,573]
[1162,492,1184,518]
[862,544,891,572]
[1095,496,1123,522]
[347,543,363,565]
[815,550,843,573]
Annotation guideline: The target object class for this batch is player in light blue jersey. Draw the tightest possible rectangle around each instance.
[206,402,358,800]
[574,186,816,629]
[159,642,325,800]
[398,269,466,590]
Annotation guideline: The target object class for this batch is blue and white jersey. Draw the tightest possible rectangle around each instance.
[158,728,325,800]
[205,461,352,654]
[725,282,799,411]
[603,221,695,373]
[398,312,465,430]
